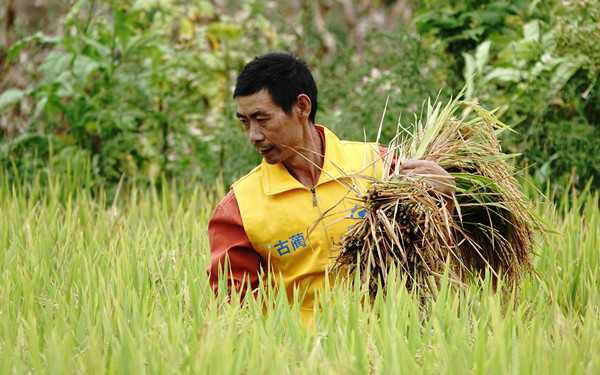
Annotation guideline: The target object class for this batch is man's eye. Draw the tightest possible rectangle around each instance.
[257,118,267,123]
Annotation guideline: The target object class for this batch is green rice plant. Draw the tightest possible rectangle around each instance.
[0,166,598,374]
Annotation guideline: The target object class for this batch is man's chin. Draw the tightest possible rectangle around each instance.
[259,149,280,164]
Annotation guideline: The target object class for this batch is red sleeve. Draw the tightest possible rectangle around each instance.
[207,189,263,297]
[378,145,399,172]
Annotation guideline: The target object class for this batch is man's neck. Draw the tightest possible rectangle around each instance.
[282,125,324,188]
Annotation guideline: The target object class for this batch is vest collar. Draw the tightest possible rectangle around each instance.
[261,126,355,195]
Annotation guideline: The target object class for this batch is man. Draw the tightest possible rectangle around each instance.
[208,52,454,320]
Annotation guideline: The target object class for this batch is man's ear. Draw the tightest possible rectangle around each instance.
[296,94,312,119]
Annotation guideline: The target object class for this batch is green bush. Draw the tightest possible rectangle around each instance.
[0,0,280,187]
[413,0,542,86]
[314,31,453,146]
[415,0,600,193]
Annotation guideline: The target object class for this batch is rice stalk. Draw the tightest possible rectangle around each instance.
[331,96,547,300]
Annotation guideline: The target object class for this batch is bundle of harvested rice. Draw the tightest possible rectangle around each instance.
[331,93,547,299]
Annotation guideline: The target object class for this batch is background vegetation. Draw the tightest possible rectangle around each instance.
[1,0,598,194]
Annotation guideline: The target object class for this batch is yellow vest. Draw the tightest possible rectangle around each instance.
[232,126,384,320]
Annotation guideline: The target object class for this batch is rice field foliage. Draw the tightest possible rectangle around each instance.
[0,169,598,374]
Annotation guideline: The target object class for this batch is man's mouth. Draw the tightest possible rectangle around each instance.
[256,145,274,156]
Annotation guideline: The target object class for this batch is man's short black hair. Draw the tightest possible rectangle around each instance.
[233,52,318,123]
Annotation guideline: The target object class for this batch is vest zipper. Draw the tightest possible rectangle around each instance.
[310,188,317,206]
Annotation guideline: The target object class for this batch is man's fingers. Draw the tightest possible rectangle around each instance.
[399,159,425,170]
[397,159,456,194]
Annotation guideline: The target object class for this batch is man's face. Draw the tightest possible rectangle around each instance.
[236,89,304,165]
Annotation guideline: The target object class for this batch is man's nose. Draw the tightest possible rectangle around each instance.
[247,123,265,143]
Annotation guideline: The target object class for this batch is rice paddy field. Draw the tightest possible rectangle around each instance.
[1,168,598,374]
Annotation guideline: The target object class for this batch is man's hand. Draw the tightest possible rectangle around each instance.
[397,159,456,214]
